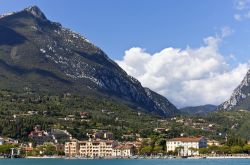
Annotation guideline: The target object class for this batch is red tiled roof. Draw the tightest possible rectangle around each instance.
[168,137,203,142]
[24,147,33,151]
[114,145,133,150]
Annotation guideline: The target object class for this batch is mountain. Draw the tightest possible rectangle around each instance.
[180,104,217,115]
[219,69,250,111]
[0,6,179,117]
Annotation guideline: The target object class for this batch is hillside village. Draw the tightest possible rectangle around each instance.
[0,89,250,158]
[1,112,250,159]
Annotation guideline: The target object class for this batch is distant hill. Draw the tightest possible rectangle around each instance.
[0,6,179,117]
[219,69,250,111]
[180,104,217,115]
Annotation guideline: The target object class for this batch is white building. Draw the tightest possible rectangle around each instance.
[0,137,4,145]
[112,144,134,157]
[166,137,207,156]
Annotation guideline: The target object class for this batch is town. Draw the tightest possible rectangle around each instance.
[1,124,250,159]
[0,90,250,159]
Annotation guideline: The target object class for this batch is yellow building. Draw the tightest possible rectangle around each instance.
[78,140,117,157]
[64,139,79,157]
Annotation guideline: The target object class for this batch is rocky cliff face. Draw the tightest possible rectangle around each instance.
[0,6,179,116]
[219,70,250,111]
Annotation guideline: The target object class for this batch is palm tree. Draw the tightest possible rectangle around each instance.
[175,146,184,156]
[188,147,197,156]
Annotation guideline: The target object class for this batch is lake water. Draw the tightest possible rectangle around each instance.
[0,159,250,165]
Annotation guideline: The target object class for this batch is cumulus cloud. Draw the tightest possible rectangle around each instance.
[116,29,250,107]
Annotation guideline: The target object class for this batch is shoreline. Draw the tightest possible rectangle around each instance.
[19,156,250,160]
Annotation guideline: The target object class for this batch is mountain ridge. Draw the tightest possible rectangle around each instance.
[0,6,179,117]
[180,104,217,115]
[219,69,250,111]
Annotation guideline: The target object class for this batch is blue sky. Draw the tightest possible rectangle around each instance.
[0,0,248,63]
[1,0,250,107]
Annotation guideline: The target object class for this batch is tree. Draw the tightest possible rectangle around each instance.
[188,147,197,156]
[243,145,250,154]
[140,146,153,156]
[226,137,245,147]
[167,150,177,156]
[218,145,230,155]
[153,145,163,155]
[36,144,56,156]
[208,145,219,154]
[231,146,243,154]
[0,144,17,154]
[175,146,184,156]
[199,148,209,155]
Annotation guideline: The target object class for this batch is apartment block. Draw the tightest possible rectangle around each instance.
[64,139,79,157]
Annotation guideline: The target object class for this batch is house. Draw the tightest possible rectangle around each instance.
[0,137,4,145]
[64,139,79,157]
[125,141,142,149]
[79,112,89,119]
[4,138,18,145]
[122,134,136,140]
[29,126,54,145]
[27,111,38,115]
[50,129,72,143]
[207,140,221,146]
[166,137,207,156]
[112,144,134,157]
[93,130,113,140]
[154,128,167,133]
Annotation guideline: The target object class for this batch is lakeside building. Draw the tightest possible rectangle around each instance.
[64,139,79,157]
[166,137,207,156]
[78,140,116,157]
[112,144,134,157]
[65,139,118,157]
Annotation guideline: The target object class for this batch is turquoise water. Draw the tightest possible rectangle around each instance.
[0,159,250,165]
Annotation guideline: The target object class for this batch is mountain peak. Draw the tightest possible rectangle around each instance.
[24,6,47,20]
[219,69,250,110]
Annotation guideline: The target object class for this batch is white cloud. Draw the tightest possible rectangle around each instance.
[116,29,250,107]
[234,0,250,10]
[233,0,250,21]
[234,14,242,21]
[221,26,234,37]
